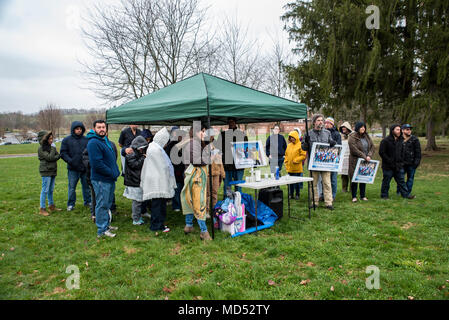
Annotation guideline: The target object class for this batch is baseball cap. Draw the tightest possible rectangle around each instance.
[401,124,412,130]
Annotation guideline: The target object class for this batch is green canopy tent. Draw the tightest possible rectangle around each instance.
[106,72,312,239]
[106,73,307,125]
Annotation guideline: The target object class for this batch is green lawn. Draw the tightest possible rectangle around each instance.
[0,137,448,300]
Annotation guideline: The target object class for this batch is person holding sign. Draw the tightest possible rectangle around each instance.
[302,114,336,210]
[348,122,375,203]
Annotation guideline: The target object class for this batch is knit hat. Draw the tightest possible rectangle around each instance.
[325,117,335,126]
[140,129,153,140]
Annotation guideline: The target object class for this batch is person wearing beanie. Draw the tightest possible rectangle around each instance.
[37,131,61,216]
[141,127,177,233]
[348,122,375,202]
[379,124,413,199]
[339,122,353,192]
[140,129,154,144]
[302,114,337,210]
[325,117,342,200]
[396,124,421,198]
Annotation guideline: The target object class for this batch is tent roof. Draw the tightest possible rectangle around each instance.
[106,73,308,125]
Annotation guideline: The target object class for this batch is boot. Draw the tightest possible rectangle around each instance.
[200,231,212,241]
[39,208,50,217]
[184,226,194,234]
[48,204,62,212]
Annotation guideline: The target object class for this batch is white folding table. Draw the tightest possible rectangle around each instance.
[236,175,314,232]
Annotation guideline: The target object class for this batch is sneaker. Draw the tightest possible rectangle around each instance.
[67,206,74,212]
[352,198,358,203]
[133,219,145,226]
[108,226,119,231]
[295,195,300,200]
[142,212,151,219]
[406,195,416,199]
[162,226,170,233]
[325,205,334,211]
[362,197,368,201]
[98,230,116,238]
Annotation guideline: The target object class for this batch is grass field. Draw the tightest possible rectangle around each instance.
[0,135,448,300]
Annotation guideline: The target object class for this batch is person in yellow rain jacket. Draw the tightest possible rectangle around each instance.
[284,130,307,200]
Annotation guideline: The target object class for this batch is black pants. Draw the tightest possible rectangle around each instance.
[150,198,167,231]
[381,168,408,198]
[351,183,366,199]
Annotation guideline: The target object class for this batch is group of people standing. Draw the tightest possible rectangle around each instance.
[37,116,422,239]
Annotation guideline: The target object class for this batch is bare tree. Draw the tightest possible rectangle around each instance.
[217,16,265,89]
[81,0,213,104]
[37,103,63,134]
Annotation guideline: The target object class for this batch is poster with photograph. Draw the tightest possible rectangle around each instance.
[351,158,380,184]
[338,140,350,175]
[309,142,346,172]
[231,141,267,169]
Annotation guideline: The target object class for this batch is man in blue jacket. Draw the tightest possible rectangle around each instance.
[87,120,121,238]
[60,121,91,211]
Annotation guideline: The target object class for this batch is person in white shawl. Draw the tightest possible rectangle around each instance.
[141,127,176,232]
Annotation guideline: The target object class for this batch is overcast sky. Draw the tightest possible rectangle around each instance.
[0,0,293,114]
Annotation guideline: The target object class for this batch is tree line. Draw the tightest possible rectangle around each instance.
[282,0,449,150]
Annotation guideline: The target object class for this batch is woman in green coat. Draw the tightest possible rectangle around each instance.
[38,131,61,216]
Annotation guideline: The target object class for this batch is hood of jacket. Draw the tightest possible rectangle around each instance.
[38,130,52,145]
[288,130,300,145]
[71,121,86,138]
[153,127,170,148]
[131,136,148,150]
[389,124,401,138]
[339,122,352,134]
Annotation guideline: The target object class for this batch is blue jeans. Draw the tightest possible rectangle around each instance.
[223,169,245,196]
[269,157,284,174]
[397,165,416,196]
[172,182,184,210]
[330,172,338,200]
[67,170,91,207]
[40,176,56,209]
[288,172,303,197]
[92,180,115,236]
[185,214,208,232]
[381,168,408,198]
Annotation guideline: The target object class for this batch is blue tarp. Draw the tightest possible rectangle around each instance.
[215,192,278,238]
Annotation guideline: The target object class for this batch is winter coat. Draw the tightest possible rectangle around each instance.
[60,121,88,172]
[301,128,336,153]
[86,130,120,183]
[402,135,421,168]
[83,140,117,185]
[379,125,404,171]
[284,130,307,174]
[37,131,60,177]
[348,131,375,180]
[265,134,287,159]
[124,136,148,187]
[141,127,177,200]
[216,128,248,172]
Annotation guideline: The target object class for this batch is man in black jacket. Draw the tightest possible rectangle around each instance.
[397,124,421,197]
[60,121,91,211]
[265,125,287,174]
[379,124,414,199]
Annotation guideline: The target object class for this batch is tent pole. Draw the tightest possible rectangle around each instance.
[304,109,316,216]
[207,116,214,240]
